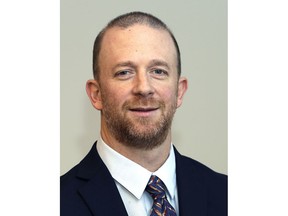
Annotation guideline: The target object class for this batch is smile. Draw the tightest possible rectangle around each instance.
[130,107,158,112]
[129,107,159,117]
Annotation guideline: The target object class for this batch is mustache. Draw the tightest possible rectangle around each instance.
[123,98,165,109]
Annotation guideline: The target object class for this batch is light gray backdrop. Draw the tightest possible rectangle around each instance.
[61,0,227,175]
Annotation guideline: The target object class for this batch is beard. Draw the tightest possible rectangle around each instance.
[101,96,177,150]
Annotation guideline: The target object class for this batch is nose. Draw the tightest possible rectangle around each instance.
[132,72,154,97]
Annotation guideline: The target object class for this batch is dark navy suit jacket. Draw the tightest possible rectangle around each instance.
[61,142,227,216]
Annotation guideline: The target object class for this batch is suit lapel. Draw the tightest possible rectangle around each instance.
[174,147,208,216]
[76,143,128,216]
[75,143,208,215]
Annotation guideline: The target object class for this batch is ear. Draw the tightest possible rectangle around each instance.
[176,77,188,108]
[86,79,103,110]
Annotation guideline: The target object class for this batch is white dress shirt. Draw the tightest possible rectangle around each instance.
[97,137,179,216]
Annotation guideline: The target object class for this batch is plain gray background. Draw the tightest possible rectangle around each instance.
[61,0,227,175]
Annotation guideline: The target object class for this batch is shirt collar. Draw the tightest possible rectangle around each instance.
[96,137,176,200]
[153,145,176,200]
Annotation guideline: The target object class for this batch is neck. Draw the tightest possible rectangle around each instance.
[101,129,172,172]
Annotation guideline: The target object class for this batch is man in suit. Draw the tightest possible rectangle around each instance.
[61,11,227,216]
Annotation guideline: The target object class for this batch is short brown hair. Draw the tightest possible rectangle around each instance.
[92,11,181,79]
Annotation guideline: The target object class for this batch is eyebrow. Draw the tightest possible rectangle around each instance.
[112,59,170,71]
[112,61,137,71]
[148,59,170,70]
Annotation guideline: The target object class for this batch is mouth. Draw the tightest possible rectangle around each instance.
[129,107,159,116]
[129,107,158,112]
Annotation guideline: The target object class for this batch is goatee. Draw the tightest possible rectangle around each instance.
[102,97,176,150]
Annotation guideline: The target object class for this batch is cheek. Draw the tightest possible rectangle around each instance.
[159,86,178,104]
[102,85,128,106]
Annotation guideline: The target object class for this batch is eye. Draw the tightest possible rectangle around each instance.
[116,70,129,76]
[114,70,133,80]
[151,69,168,78]
[154,69,164,74]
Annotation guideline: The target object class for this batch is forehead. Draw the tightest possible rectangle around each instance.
[99,24,177,67]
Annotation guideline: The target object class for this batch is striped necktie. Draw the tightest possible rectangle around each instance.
[145,175,177,216]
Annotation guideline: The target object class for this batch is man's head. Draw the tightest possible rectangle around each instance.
[86,11,187,150]
[92,11,181,80]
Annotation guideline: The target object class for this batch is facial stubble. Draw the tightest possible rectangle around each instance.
[101,94,177,150]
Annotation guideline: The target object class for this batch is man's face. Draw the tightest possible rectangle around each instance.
[92,24,187,149]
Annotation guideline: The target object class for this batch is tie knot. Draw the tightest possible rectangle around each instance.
[145,175,177,215]
[145,175,167,200]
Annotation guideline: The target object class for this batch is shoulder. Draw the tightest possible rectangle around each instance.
[178,152,227,178]
[176,150,227,189]
[60,163,82,192]
[175,148,227,201]
[60,143,104,215]
[60,142,105,193]
[60,164,94,215]
[174,147,227,179]
[175,149,227,214]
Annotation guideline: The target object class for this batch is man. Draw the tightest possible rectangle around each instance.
[61,11,227,216]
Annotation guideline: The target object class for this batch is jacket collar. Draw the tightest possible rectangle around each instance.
[174,147,208,216]
[75,142,209,216]
[76,142,128,216]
